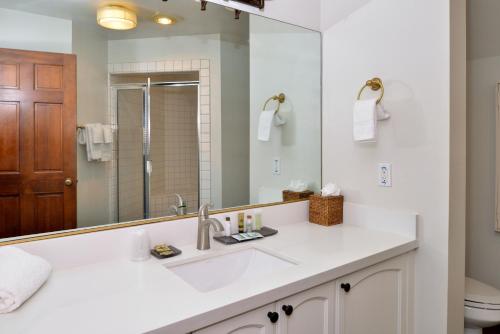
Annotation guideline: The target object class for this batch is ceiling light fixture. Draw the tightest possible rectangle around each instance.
[154,15,175,25]
[97,5,137,30]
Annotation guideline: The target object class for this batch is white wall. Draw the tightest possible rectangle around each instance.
[220,31,250,208]
[108,34,224,209]
[321,1,465,333]
[466,0,500,290]
[73,23,110,228]
[207,0,321,31]
[249,15,322,204]
[0,8,71,53]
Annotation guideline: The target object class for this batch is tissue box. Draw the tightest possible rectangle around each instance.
[309,194,344,226]
[282,190,314,202]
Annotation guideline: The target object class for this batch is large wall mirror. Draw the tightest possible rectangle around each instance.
[0,0,321,241]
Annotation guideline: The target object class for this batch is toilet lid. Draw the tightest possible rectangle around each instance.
[466,277,500,305]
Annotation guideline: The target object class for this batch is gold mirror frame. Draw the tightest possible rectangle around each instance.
[0,199,309,246]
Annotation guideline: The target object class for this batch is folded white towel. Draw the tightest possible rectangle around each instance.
[0,247,51,313]
[88,123,104,144]
[77,124,114,162]
[100,125,113,162]
[102,125,113,144]
[258,110,275,142]
[77,127,86,145]
[353,98,377,142]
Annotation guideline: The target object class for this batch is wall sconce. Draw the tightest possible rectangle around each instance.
[233,0,265,9]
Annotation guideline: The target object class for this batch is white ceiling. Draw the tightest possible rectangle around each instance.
[0,0,249,40]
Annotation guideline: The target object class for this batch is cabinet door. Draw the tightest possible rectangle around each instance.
[335,255,411,334]
[277,282,335,334]
[194,304,277,334]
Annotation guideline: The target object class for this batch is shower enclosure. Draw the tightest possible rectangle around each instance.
[112,75,200,222]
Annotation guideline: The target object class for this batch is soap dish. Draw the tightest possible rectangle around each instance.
[150,245,182,259]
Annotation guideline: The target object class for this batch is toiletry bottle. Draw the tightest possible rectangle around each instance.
[238,212,245,233]
[246,215,253,233]
[254,210,263,230]
[224,217,232,237]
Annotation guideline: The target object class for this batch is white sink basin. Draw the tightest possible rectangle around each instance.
[166,248,296,292]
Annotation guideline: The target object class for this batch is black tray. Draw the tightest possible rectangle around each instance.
[214,226,278,245]
[151,245,182,259]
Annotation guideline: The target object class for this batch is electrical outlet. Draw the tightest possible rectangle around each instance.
[378,163,392,187]
[272,157,281,175]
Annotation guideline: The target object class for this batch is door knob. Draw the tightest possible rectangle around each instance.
[282,304,294,316]
[267,311,279,323]
[64,178,73,186]
[341,283,351,293]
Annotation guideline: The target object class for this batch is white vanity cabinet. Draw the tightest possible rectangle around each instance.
[193,304,277,334]
[193,254,412,334]
[193,283,334,334]
[334,255,411,334]
[277,281,335,334]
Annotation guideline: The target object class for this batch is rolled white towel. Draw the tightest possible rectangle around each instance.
[0,246,51,313]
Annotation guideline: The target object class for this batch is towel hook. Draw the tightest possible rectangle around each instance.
[357,77,384,104]
[263,93,286,114]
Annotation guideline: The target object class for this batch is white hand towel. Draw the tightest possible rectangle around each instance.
[0,246,51,313]
[102,125,113,144]
[77,128,87,145]
[88,123,104,144]
[258,110,275,142]
[353,98,377,142]
[85,126,101,161]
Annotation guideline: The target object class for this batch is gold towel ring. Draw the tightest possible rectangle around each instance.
[357,77,384,104]
[263,93,286,114]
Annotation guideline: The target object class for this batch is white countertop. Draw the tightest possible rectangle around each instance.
[0,221,417,334]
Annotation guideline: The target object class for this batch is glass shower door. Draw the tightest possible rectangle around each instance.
[117,88,145,222]
[148,84,200,217]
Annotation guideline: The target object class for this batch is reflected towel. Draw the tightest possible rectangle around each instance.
[78,124,113,162]
[258,110,275,142]
[88,123,104,144]
[0,247,51,314]
[101,125,113,161]
[102,125,113,144]
[353,98,377,142]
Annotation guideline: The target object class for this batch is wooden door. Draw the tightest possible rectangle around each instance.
[0,48,76,238]
[193,304,277,334]
[277,282,335,334]
[334,255,411,334]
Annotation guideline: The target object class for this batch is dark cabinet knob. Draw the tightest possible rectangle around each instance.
[341,283,351,293]
[267,311,279,323]
[282,304,294,316]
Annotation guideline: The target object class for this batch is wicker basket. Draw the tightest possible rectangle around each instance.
[283,190,314,202]
[309,194,344,226]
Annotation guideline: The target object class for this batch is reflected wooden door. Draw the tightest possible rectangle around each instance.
[0,48,76,238]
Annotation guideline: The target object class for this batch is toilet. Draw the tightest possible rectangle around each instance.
[465,277,500,334]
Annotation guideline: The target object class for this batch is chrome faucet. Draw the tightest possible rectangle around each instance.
[197,203,224,250]
[170,193,187,216]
